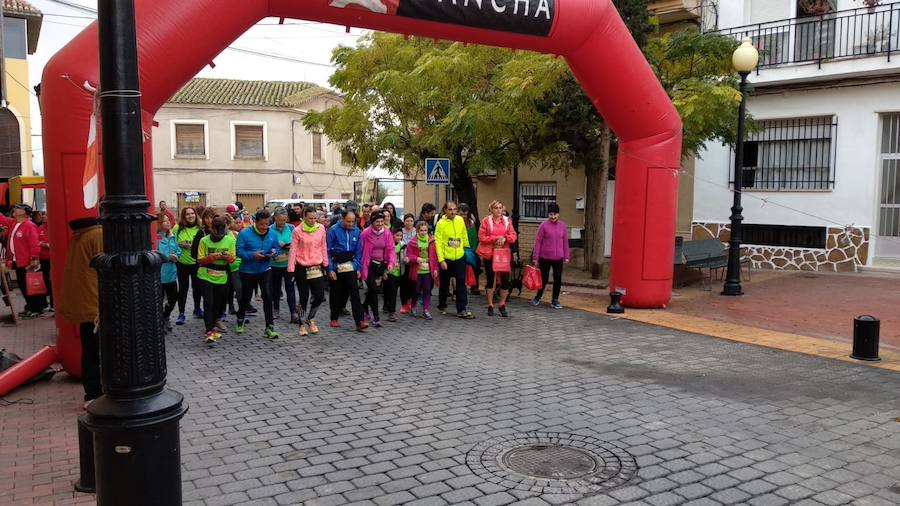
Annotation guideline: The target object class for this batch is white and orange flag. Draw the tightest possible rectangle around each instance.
[82,94,100,209]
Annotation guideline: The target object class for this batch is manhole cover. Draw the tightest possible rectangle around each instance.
[502,446,597,480]
[466,432,638,495]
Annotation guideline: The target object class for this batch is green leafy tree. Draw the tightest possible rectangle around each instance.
[304,33,566,216]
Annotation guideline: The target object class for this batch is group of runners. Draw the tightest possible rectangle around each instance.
[156,198,571,344]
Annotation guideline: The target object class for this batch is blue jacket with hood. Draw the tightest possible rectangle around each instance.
[236,225,279,275]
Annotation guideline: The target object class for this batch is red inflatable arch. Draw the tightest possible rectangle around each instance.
[37,0,681,378]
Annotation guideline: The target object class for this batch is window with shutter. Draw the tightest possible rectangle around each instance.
[313,132,324,163]
[174,123,206,157]
[234,124,265,160]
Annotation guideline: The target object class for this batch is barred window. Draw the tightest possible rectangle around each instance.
[519,183,556,220]
[737,116,837,191]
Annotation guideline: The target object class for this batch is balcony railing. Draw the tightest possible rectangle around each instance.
[717,2,900,70]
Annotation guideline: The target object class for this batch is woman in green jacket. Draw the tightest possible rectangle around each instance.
[172,207,201,326]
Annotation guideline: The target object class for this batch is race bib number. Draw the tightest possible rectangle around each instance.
[206,269,225,280]
[448,238,461,248]
[276,253,289,264]
[306,266,324,279]
[337,261,355,273]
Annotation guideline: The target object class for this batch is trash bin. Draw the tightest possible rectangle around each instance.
[851,315,880,362]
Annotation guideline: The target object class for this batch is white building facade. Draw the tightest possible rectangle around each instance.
[694,0,900,271]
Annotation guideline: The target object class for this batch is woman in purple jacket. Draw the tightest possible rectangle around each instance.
[531,203,569,309]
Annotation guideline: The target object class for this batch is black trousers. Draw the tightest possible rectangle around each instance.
[176,262,201,314]
[383,275,400,314]
[399,275,415,307]
[483,258,511,291]
[438,257,467,314]
[201,280,228,333]
[14,264,46,313]
[330,271,364,325]
[270,266,296,314]
[79,322,101,401]
[238,271,274,327]
[162,281,178,319]
[363,261,386,322]
[536,258,565,301]
[295,267,327,323]
[40,259,52,308]
[227,270,241,312]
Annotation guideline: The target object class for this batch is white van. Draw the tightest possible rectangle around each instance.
[380,195,404,218]
[266,198,343,214]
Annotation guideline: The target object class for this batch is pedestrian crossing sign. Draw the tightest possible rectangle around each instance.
[425,158,450,185]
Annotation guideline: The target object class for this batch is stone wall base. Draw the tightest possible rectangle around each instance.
[691,222,870,273]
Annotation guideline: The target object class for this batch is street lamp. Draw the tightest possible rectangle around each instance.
[722,37,759,296]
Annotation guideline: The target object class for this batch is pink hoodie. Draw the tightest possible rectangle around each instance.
[287,223,328,273]
[360,226,397,280]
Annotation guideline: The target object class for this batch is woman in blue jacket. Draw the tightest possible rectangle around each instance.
[327,208,367,332]
[235,209,280,339]
[157,212,181,332]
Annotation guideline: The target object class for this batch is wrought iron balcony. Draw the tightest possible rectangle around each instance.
[717,2,900,70]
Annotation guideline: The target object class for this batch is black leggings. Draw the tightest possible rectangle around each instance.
[227,270,241,312]
[176,262,201,314]
[536,258,564,301]
[363,261,386,322]
[382,275,400,314]
[399,275,415,307]
[295,267,327,323]
[483,258,510,291]
[162,281,178,319]
[40,259,52,308]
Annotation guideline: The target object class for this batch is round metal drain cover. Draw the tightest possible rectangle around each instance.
[466,432,638,495]
[502,446,597,480]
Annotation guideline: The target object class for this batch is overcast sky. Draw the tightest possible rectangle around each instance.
[28,0,369,173]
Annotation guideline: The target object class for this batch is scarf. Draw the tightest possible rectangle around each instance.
[302,221,318,234]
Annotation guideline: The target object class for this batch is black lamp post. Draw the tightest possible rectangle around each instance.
[722,37,759,297]
[84,0,188,504]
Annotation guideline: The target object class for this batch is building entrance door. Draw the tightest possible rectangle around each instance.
[876,113,900,260]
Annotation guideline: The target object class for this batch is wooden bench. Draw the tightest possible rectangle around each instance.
[674,238,751,290]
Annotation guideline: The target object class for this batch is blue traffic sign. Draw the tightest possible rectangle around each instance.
[425,158,450,185]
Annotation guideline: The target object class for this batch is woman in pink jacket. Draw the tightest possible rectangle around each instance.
[359,211,396,327]
[476,200,517,317]
[288,206,329,336]
[531,203,570,309]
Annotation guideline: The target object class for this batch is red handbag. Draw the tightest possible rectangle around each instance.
[25,270,47,297]
[491,248,511,273]
[465,265,476,288]
[523,265,542,291]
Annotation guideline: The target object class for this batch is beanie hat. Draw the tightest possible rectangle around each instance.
[548,203,561,214]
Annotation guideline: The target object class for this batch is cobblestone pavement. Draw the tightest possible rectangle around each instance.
[2,295,900,506]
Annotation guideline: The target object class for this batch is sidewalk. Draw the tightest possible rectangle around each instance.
[553,269,900,372]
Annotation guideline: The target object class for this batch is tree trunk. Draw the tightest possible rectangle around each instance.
[451,166,478,220]
[583,123,611,279]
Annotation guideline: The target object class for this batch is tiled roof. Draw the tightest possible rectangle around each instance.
[3,0,41,17]
[168,78,335,108]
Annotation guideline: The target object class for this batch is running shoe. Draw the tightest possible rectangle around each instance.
[290,312,300,324]
[439,307,447,315]
[399,303,411,314]
[193,308,204,319]
[264,326,279,339]
[423,312,433,321]
[551,300,563,309]
[531,296,542,306]
[21,311,40,319]
[356,321,369,332]
[411,308,418,318]
[235,322,245,334]
[246,305,258,314]
[330,320,340,328]
[309,320,320,334]
[176,313,186,326]
[214,321,227,333]
[373,320,382,328]
[487,305,494,317]
[388,312,398,322]
[299,324,309,337]
[498,305,508,318]
[457,311,475,319]
[204,331,221,344]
